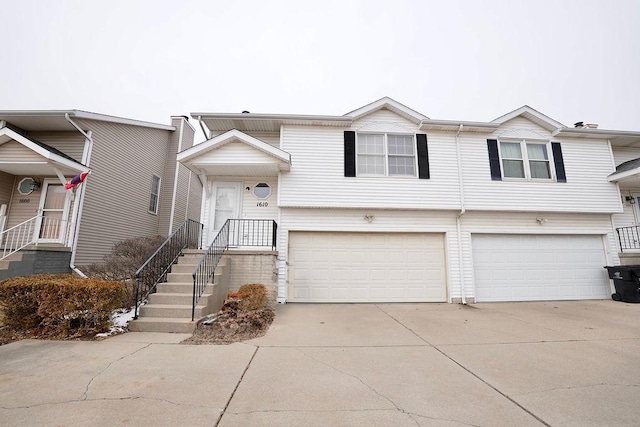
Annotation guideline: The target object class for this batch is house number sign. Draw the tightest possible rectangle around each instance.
[19,198,31,204]
[256,202,269,207]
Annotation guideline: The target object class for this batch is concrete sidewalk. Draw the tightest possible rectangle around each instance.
[1,301,639,426]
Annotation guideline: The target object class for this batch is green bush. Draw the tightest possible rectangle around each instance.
[82,235,165,308]
[236,283,267,311]
[0,274,125,338]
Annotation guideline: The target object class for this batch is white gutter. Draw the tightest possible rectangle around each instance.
[455,124,467,305]
[65,113,93,278]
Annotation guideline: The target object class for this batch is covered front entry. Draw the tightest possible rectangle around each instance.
[288,231,447,302]
[472,234,610,302]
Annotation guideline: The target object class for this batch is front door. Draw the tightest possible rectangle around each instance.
[36,180,71,243]
[207,182,242,245]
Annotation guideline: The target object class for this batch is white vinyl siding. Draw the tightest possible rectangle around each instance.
[612,147,640,167]
[207,131,280,148]
[279,126,460,210]
[288,231,447,302]
[195,142,281,164]
[460,118,620,213]
[472,234,610,302]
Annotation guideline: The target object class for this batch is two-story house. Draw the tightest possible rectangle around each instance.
[0,110,201,279]
[179,97,640,305]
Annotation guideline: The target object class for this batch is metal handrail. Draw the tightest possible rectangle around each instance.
[191,219,277,320]
[617,225,640,252]
[1,215,66,260]
[133,219,203,319]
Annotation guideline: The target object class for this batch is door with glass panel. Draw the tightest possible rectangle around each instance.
[36,180,71,243]
[207,182,242,245]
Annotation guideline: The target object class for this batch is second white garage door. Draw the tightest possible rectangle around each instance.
[288,232,447,302]
[473,234,610,302]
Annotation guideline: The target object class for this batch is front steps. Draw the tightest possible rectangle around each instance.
[129,249,230,333]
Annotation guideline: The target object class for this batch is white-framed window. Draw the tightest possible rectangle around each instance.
[356,133,417,177]
[253,183,271,199]
[499,140,552,180]
[148,175,161,214]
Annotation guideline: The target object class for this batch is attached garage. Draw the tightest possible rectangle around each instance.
[472,234,611,302]
[288,231,447,302]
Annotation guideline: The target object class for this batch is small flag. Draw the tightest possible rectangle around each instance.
[65,171,89,190]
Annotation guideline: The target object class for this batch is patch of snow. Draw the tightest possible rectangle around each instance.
[95,307,136,338]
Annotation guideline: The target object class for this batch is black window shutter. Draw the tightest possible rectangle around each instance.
[551,142,567,183]
[487,139,502,181]
[416,134,430,179]
[344,131,356,177]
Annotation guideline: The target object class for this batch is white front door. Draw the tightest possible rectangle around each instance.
[36,180,71,244]
[207,182,242,245]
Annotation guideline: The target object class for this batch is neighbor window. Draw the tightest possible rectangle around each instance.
[499,141,551,180]
[149,175,160,214]
[357,133,416,177]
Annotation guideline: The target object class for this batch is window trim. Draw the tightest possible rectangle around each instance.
[497,139,554,181]
[355,132,418,177]
[148,174,161,215]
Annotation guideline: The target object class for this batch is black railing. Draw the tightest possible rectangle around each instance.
[617,225,640,252]
[191,219,277,320]
[134,219,203,319]
[228,219,277,249]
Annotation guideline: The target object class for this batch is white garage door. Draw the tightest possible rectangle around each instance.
[473,234,610,302]
[288,232,447,302]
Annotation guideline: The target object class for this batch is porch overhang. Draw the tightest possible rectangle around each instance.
[609,157,640,184]
[177,129,291,177]
[0,127,88,176]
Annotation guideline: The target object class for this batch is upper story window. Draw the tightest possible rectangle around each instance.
[148,175,161,214]
[356,133,416,177]
[487,138,566,183]
[500,141,551,179]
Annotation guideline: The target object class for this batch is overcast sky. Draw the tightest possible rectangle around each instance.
[3,0,639,140]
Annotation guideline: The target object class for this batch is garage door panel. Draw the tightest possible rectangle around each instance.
[473,234,609,302]
[289,232,446,302]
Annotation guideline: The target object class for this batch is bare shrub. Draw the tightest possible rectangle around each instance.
[82,235,165,307]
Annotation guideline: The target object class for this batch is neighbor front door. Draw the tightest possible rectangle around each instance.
[36,180,71,243]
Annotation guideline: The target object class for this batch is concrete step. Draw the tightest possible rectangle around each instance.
[167,272,195,283]
[139,304,208,318]
[148,292,210,305]
[0,251,23,266]
[157,282,194,293]
[170,263,198,274]
[128,317,197,334]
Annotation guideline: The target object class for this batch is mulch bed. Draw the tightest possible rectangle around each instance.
[182,300,275,345]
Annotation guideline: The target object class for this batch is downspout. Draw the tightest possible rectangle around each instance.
[455,124,467,304]
[168,118,185,233]
[65,113,93,278]
[197,115,209,140]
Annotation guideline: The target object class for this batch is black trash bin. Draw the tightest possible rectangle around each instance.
[604,265,640,303]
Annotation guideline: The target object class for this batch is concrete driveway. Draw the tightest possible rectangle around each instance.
[1,301,639,426]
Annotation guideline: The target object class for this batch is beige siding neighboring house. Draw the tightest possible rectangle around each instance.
[0,110,199,280]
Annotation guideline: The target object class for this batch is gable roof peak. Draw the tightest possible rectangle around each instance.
[345,97,428,123]
[492,105,566,131]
